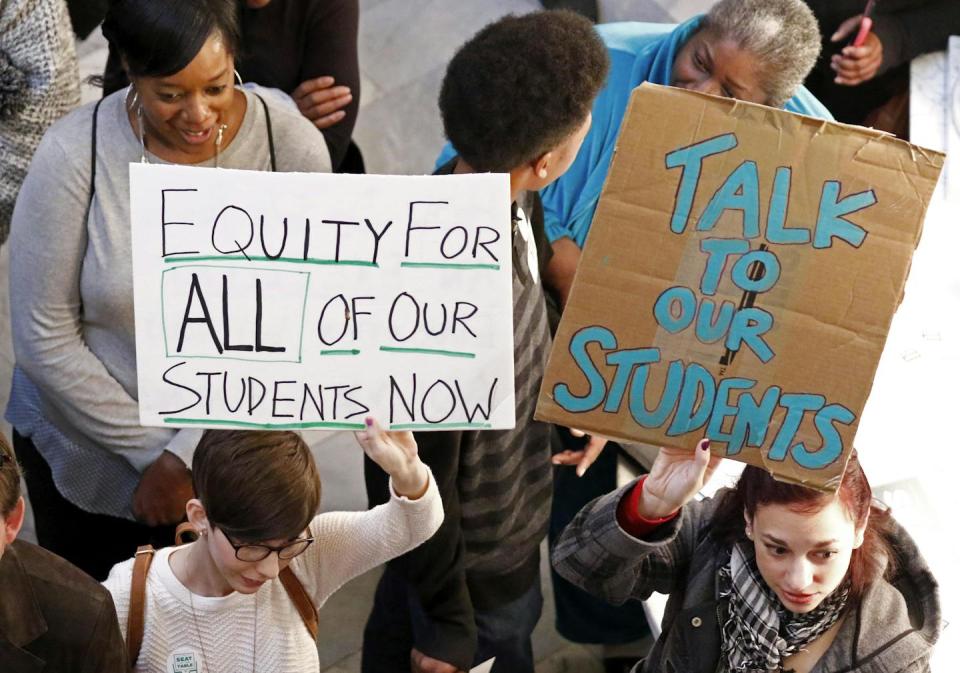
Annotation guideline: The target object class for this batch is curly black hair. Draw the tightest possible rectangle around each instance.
[440,10,609,173]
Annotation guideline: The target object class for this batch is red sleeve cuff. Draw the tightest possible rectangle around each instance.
[616,476,679,537]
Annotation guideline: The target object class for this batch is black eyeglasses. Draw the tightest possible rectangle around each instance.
[219,529,315,562]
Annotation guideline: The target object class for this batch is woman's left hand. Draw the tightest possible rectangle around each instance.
[355,417,429,499]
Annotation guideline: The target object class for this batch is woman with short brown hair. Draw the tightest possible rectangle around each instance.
[104,421,442,672]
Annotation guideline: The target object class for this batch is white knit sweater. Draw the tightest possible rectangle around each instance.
[104,472,443,673]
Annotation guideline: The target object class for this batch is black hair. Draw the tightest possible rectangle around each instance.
[439,10,609,173]
[101,0,240,90]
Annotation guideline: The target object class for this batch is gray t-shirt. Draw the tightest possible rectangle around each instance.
[7,87,330,517]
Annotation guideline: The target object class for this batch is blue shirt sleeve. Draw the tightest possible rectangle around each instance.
[436,142,458,171]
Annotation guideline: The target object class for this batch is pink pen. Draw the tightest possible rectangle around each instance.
[851,0,877,47]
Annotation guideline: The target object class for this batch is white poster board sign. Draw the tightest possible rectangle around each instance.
[130,164,515,432]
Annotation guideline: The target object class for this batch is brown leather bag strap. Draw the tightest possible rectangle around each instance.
[278,566,318,640]
[127,545,156,668]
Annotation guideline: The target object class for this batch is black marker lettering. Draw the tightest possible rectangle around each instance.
[160,189,199,257]
[158,362,202,414]
[364,218,393,265]
[177,273,223,354]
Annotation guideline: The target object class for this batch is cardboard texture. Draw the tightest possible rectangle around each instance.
[536,84,943,491]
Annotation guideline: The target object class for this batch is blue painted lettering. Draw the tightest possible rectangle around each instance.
[791,403,856,469]
[725,308,775,363]
[553,326,616,412]
[813,182,874,249]
[667,363,716,436]
[731,249,781,293]
[696,160,761,238]
[629,359,683,428]
[700,238,749,295]
[706,378,756,446]
[653,286,697,333]
[766,167,810,244]
[604,348,662,413]
[665,134,738,234]
[728,385,780,455]
[768,393,825,460]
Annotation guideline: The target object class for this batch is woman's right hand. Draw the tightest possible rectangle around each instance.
[639,439,721,518]
[355,417,429,500]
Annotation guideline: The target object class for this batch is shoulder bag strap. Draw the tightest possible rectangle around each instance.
[87,98,105,218]
[278,566,319,640]
[127,545,156,669]
[252,93,277,172]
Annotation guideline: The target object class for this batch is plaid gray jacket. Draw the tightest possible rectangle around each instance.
[552,481,941,673]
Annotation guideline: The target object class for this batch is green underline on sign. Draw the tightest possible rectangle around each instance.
[390,422,493,430]
[379,346,476,358]
[321,349,360,355]
[163,418,366,430]
[163,255,378,267]
[399,262,500,270]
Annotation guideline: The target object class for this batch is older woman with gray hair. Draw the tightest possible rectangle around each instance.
[539,0,828,309]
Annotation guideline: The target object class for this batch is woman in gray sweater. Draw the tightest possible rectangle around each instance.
[6,0,330,580]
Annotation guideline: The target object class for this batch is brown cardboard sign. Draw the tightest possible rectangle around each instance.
[535,84,943,490]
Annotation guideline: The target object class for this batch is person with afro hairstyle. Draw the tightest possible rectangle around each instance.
[361,10,608,673]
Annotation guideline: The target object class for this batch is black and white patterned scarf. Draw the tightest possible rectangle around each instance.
[716,542,849,672]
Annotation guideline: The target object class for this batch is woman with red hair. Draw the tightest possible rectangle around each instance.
[552,441,940,672]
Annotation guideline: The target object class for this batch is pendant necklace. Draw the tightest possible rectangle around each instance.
[188,587,258,673]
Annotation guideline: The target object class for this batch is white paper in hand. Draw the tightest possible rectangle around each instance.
[470,658,495,673]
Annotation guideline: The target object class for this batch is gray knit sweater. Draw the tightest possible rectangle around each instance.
[0,0,80,243]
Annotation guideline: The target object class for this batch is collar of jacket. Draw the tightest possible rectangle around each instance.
[0,543,47,669]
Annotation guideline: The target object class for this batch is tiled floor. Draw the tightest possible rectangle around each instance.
[0,1,711,671]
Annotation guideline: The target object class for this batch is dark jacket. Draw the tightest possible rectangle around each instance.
[0,540,127,673]
[804,0,960,123]
[552,482,941,673]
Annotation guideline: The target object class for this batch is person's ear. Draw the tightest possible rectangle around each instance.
[743,508,754,540]
[3,497,26,544]
[533,152,552,180]
[185,499,209,535]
